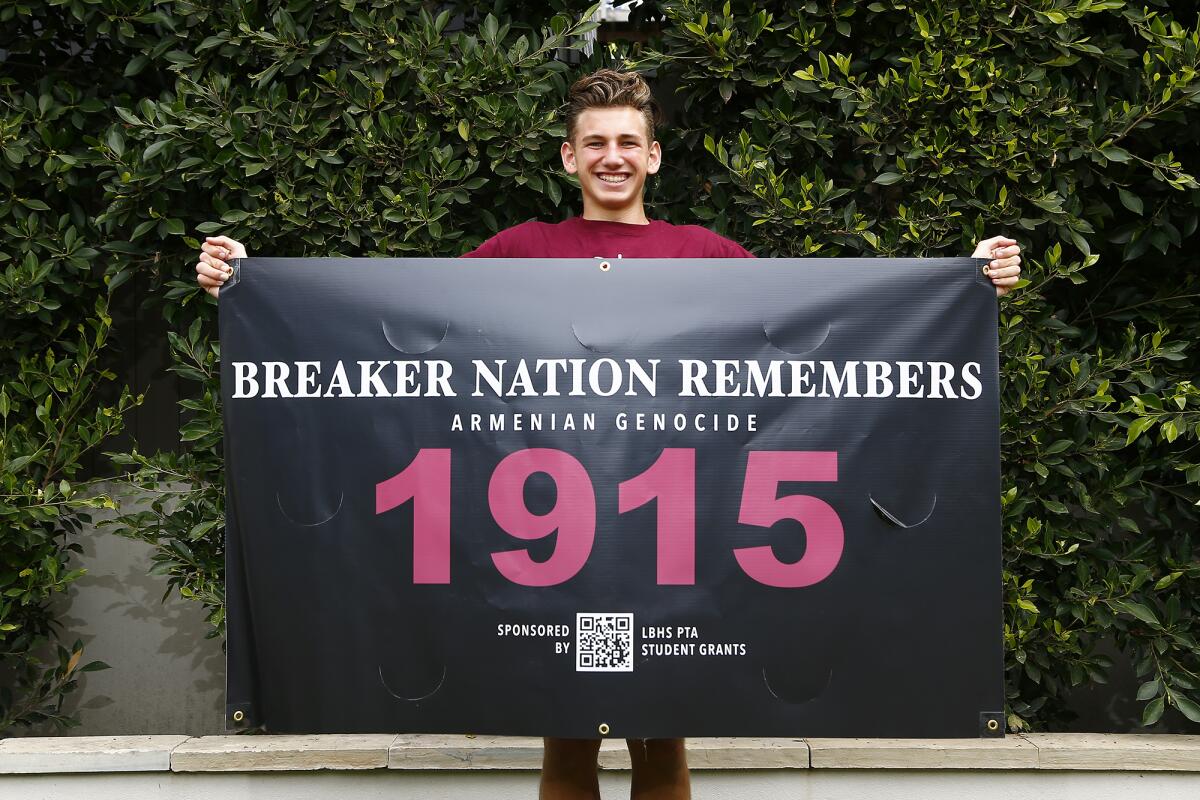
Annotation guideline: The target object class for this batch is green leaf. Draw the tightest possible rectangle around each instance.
[187,521,217,541]
[5,454,39,473]
[196,35,228,52]
[1118,188,1143,215]
[873,172,902,185]
[143,140,170,161]
[1041,499,1068,514]
[106,129,125,158]
[107,269,132,293]
[1136,679,1161,701]
[1126,416,1155,445]
[1175,694,1200,724]
[104,241,142,254]
[1099,145,1131,163]
[1112,599,1160,627]
[148,560,179,577]
[124,55,149,77]
[1142,696,1165,726]
[1154,572,1182,590]
[482,13,499,42]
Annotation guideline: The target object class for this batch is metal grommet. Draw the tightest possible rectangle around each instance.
[598,722,610,735]
[986,719,999,732]
[232,710,245,722]
[981,265,991,276]
[599,261,611,272]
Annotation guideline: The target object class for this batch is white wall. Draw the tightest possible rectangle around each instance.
[34,497,225,736]
[4,768,1200,800]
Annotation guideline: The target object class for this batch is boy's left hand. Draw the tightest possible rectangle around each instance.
[972,236,1022,297]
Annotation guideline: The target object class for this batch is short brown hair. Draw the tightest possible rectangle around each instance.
[564,69,662,143]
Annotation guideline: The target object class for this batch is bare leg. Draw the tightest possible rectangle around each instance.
[628,738,690,800]
[540,737,602,800]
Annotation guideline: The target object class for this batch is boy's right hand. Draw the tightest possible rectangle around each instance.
[196,235,248,299]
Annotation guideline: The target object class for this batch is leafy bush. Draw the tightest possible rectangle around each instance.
[6,0,1198,733]
[0,314,132,730]
[0,3,147,731]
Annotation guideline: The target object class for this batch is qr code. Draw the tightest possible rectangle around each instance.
[576,613,634,672]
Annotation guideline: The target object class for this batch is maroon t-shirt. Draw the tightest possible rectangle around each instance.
[463,216,753,258]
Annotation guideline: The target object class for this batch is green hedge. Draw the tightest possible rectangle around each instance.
[2,0,1198,733]
[0,1,140,728]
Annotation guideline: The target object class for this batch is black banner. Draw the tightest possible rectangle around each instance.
[221,257,1003,738]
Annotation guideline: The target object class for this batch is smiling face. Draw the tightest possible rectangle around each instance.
[560,106,662,224]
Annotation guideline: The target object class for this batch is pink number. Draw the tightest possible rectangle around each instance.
[618,449,696,585]
[733,451,843,588]
[375,449,452,584]
[489,449,596,587]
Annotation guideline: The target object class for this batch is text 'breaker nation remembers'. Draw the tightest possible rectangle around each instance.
[228,357,986,400]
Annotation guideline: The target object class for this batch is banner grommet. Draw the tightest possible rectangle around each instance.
[979,711,1005,738]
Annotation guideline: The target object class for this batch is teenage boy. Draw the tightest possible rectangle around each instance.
[195,69,1021,799]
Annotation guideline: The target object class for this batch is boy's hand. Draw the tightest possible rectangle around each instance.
[196,235,248,299]
[972,236,1021,298]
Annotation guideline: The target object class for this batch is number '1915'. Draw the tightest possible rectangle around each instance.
[375,449,843,588]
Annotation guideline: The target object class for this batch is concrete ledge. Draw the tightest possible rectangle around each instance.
[385,736,812,770]
[808,737,1037,769]
[667,738,809,770]
[170,734,396,772]
[1023,733,1200,771]
[3,733,1200,774]
[388,735,544,769]
[0,735,189,774]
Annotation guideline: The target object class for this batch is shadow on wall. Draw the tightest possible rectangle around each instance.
[27,485,225,737]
